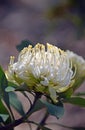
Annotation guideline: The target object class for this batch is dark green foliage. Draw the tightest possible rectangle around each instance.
[65,97,85,107]
[16,40,34,52]
[9,92,25,116]
[39,99,64,119]
[0,66,14,129]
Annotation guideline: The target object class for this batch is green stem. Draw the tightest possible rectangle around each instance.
[36,111,49,130]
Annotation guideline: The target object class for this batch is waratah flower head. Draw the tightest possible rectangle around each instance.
[6,43,75,101]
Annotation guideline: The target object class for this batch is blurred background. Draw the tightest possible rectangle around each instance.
[0,0,85,130]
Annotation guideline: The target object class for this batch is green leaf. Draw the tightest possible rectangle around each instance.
[5,86,15,92]
[0,66,9,100]
[9,92,25,116]
[75,92,85,96]
[0,100,13,127]
[33,100,46,112]
[0,100,9,123]
[16,40,34,52]
[0,114,9,122]
[28,99,45,116]
[65,97,85,107]
[40,99,64,119]
[0,66,13,118]
[29,99,64,119]
[0,100,9,114]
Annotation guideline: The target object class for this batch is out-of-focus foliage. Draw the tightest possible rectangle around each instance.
[45,0,85,38]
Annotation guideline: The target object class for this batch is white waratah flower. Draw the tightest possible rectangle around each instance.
[66,50,85,90]
[6,43,75,94]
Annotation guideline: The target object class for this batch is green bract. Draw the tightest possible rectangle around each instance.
[66,50,85,90]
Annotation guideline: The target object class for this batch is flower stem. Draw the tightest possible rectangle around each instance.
[36,111,49,130]
[0,93,41,130]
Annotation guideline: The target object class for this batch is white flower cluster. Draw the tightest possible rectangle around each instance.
[6,43,76,94]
